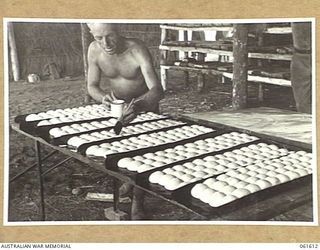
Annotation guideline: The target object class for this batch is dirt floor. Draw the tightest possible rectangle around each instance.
[8,70,310,222]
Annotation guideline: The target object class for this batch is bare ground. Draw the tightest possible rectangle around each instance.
[8,71,303,221]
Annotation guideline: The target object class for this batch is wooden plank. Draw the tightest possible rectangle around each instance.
[181,107,312,149]
[232,24,249,109]
[160,45,292,61]
[247,75,291,86]
[161,65,291,87]
[85,193,131,203]
[163,40,233,49]
[159,44,233,56]
[160,24,233,32]
[224,72,291,86]
[248,52,292,61]
[264,27,292,34]
[160,65,225,76]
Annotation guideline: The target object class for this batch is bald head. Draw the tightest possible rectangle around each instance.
[87,23,122,55]
[87,23,118,33]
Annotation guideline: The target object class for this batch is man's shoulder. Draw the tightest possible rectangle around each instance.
[126,38,147,51]
[88,41,100,54]
[125,38,149,57]
[88,41,102,62]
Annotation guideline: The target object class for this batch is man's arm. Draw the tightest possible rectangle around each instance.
[87,43,113,103]
[120,43,164,124]
[132,42,164,112]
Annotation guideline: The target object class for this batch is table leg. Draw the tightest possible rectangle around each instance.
[258,83,264,102]
[113,178,120,212]
[35,140,45,221]
[160,66,168,91]
[104,178,129,220]
[197,73,205,92]
[10,150,57,183]
[184,71,189,87]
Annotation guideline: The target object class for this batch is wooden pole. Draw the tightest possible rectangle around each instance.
[7,22,20,81]
[256,24,266,102]
[183,30,189,86]
[192,31,206,92]
[197,52,206,91]
[160,27,168,91]
[81,23,92,104]
[232,24,249,110]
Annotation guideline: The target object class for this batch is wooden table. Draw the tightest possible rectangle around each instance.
[182,107,312,150]
[10,107,314,221]
[10,122,206,221]
[181,107,313,221]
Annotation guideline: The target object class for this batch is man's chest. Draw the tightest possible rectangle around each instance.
[97,53,140,79]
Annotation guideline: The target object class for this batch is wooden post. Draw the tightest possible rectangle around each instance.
[257,31,264,102]
[160,27,168,91]
[81,23,92,104]
[183,30,189,86]
[193,30,206,92]
[197,52,206,91]
[232,24,249,110]
[216,31,225,85]
[8,22,20,81]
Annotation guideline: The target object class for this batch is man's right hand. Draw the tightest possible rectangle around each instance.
[102,92,117,109]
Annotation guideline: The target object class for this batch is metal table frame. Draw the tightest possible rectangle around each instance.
[10,123,205,221]
[9,115,313,221]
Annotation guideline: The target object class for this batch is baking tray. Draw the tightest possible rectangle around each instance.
[133,139,260,185]
[14,106,112,126]
[16,116,113,137]
[108,130,273,183]
[173,174,312,220]
[69,122,190,151]
[121,128,306,185]
[109,136,310,214]
[140,136,311,191]
[132,137,312,219]
[101,129,227,170]
[49,117,176,145]
[14,114,29,123]
[16,113,170,141]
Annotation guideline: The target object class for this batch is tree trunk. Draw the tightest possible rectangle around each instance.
[232,24,249,110]
[8,22,20,81]
[81,23,92,104]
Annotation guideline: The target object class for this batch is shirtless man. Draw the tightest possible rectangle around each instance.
[87,23,164,219]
